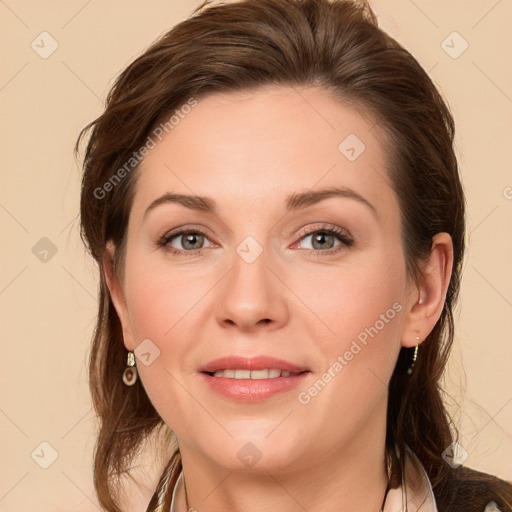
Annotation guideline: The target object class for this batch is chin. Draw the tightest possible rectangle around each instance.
[201,431,304,473]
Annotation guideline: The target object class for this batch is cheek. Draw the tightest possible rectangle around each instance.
[123,252,207,342]
[334,269,404,342]
[293,261,406,433]
[294,250,406,341]
[296,252,407,395]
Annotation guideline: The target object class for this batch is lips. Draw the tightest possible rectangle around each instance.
[200,355,308,374]
[199,356,311,402]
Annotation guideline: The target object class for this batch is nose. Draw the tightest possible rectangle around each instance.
[215,245,289,332]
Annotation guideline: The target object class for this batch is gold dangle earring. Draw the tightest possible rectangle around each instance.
[407,297,423,376]
[407,336,420,375]
[122,351,138,386]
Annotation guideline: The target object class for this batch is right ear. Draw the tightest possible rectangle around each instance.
[102,241,135,352]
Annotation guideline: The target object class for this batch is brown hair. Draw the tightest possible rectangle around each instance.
[76,0,511,510]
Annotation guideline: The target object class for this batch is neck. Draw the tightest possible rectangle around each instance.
[178,397,389,512]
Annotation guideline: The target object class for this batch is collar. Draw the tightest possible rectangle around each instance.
[383,444,438,512]
[163,444,438,512]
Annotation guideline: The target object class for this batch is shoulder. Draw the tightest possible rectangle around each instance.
[434,465,512,512]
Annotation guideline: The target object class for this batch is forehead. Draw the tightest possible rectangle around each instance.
[131,85,397,222]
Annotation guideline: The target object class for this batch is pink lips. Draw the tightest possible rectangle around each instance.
[200,355,308,374]
[199,355,310,402]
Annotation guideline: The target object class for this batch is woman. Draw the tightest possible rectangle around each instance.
[76,0,512,510]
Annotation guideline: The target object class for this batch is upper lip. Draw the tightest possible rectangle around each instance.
[200,356,309,373]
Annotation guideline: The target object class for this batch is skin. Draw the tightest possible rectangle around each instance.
[104,85,453,512]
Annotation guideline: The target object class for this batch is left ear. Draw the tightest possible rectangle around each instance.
[401,232,454,348]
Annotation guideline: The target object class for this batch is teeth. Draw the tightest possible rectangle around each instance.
[235,369,251,379]
[211,369,301,379]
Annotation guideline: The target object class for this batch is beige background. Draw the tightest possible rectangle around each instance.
[1,0,511,510]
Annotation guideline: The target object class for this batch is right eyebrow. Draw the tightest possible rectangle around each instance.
[143,193,216,220]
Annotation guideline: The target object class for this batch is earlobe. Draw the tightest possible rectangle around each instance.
[401,232,454,348]
[102,241,135,352]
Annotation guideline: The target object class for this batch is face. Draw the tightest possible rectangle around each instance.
[109,85,419,474]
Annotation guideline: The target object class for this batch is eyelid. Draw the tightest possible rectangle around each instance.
[161,223,213,238]
[295,223,353,241]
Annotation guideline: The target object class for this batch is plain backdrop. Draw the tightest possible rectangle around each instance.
[1,1,511,510]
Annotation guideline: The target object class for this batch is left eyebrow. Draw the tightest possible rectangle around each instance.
[143,186,377,220]
[284,186,377,216]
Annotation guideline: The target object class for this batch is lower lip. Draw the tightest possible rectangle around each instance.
[201,372,310,402]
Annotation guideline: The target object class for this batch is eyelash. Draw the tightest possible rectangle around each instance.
[157,223,354,257]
